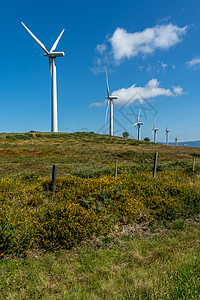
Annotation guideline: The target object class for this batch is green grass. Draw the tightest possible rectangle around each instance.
[0,219,199,299]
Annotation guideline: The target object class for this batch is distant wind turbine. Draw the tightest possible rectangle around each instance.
[132,108,144,140]
[166,127,170,145]
[21,22,65,133]
[152,120,159,143]
[105,70,118,136]
[175,137,179,146]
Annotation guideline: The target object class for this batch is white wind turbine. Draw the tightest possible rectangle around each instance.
[21,22,65,133]
[175,136,179,146]
[152,120,159,143]
[166,127,170,145]
[132,108,144,140]
[105,71,118,136]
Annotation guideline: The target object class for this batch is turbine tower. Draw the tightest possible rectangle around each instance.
[175,137,179,146]
[105,70,118,136]
[152,120,159,143]
[132,108,144,140]
[166,127,170,145]
[21,22,65,133]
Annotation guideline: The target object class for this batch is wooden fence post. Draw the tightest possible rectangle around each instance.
[115,160,118,179]
[153,152,158,179]
[193,158,195,171]
[52,164,58,191]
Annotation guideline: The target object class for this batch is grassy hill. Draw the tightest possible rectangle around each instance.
[0,132,199,299]
[0,131,199,178]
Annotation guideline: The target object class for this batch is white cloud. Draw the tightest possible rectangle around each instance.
[90,78,185,107]
[92,23,188,73]
[90,101,106,108]
[96,43,107,54]
[109,24,188,61]
[91,79,184,107]
[187,57,200,68]
[112,79,183,106]
[172,86,184,95]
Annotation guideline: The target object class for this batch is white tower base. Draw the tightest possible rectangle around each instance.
[110,100,113,136]
[51,57,58,132]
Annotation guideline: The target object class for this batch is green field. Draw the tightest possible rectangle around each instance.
[0,132,199,299]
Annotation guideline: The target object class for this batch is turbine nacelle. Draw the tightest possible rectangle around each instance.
[106,96,118,100]
[44,52,65,57]
[132,122,144,127]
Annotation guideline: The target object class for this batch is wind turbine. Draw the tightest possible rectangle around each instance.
[21,22,65,133]
[175,137,179,146]
[152,120,159,143]
[105,70,118,136]
[132,108,144,140]
[166,127,170,145]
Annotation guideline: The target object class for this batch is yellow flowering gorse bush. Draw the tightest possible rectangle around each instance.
[0,170,199,254]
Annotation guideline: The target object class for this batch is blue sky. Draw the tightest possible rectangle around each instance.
[1,0,200,142]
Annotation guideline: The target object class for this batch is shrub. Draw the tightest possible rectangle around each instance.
[144,137,150,142]
[122,131,129,138]
[37,201,110,250]
[5,134,31,140]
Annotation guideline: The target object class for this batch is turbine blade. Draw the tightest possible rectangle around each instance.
[138,107,141,123]
[132,123,137,126]
[50,29,65,52]
[106,69,110,98]
[105,100,109,124]
[21,22,49,54]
